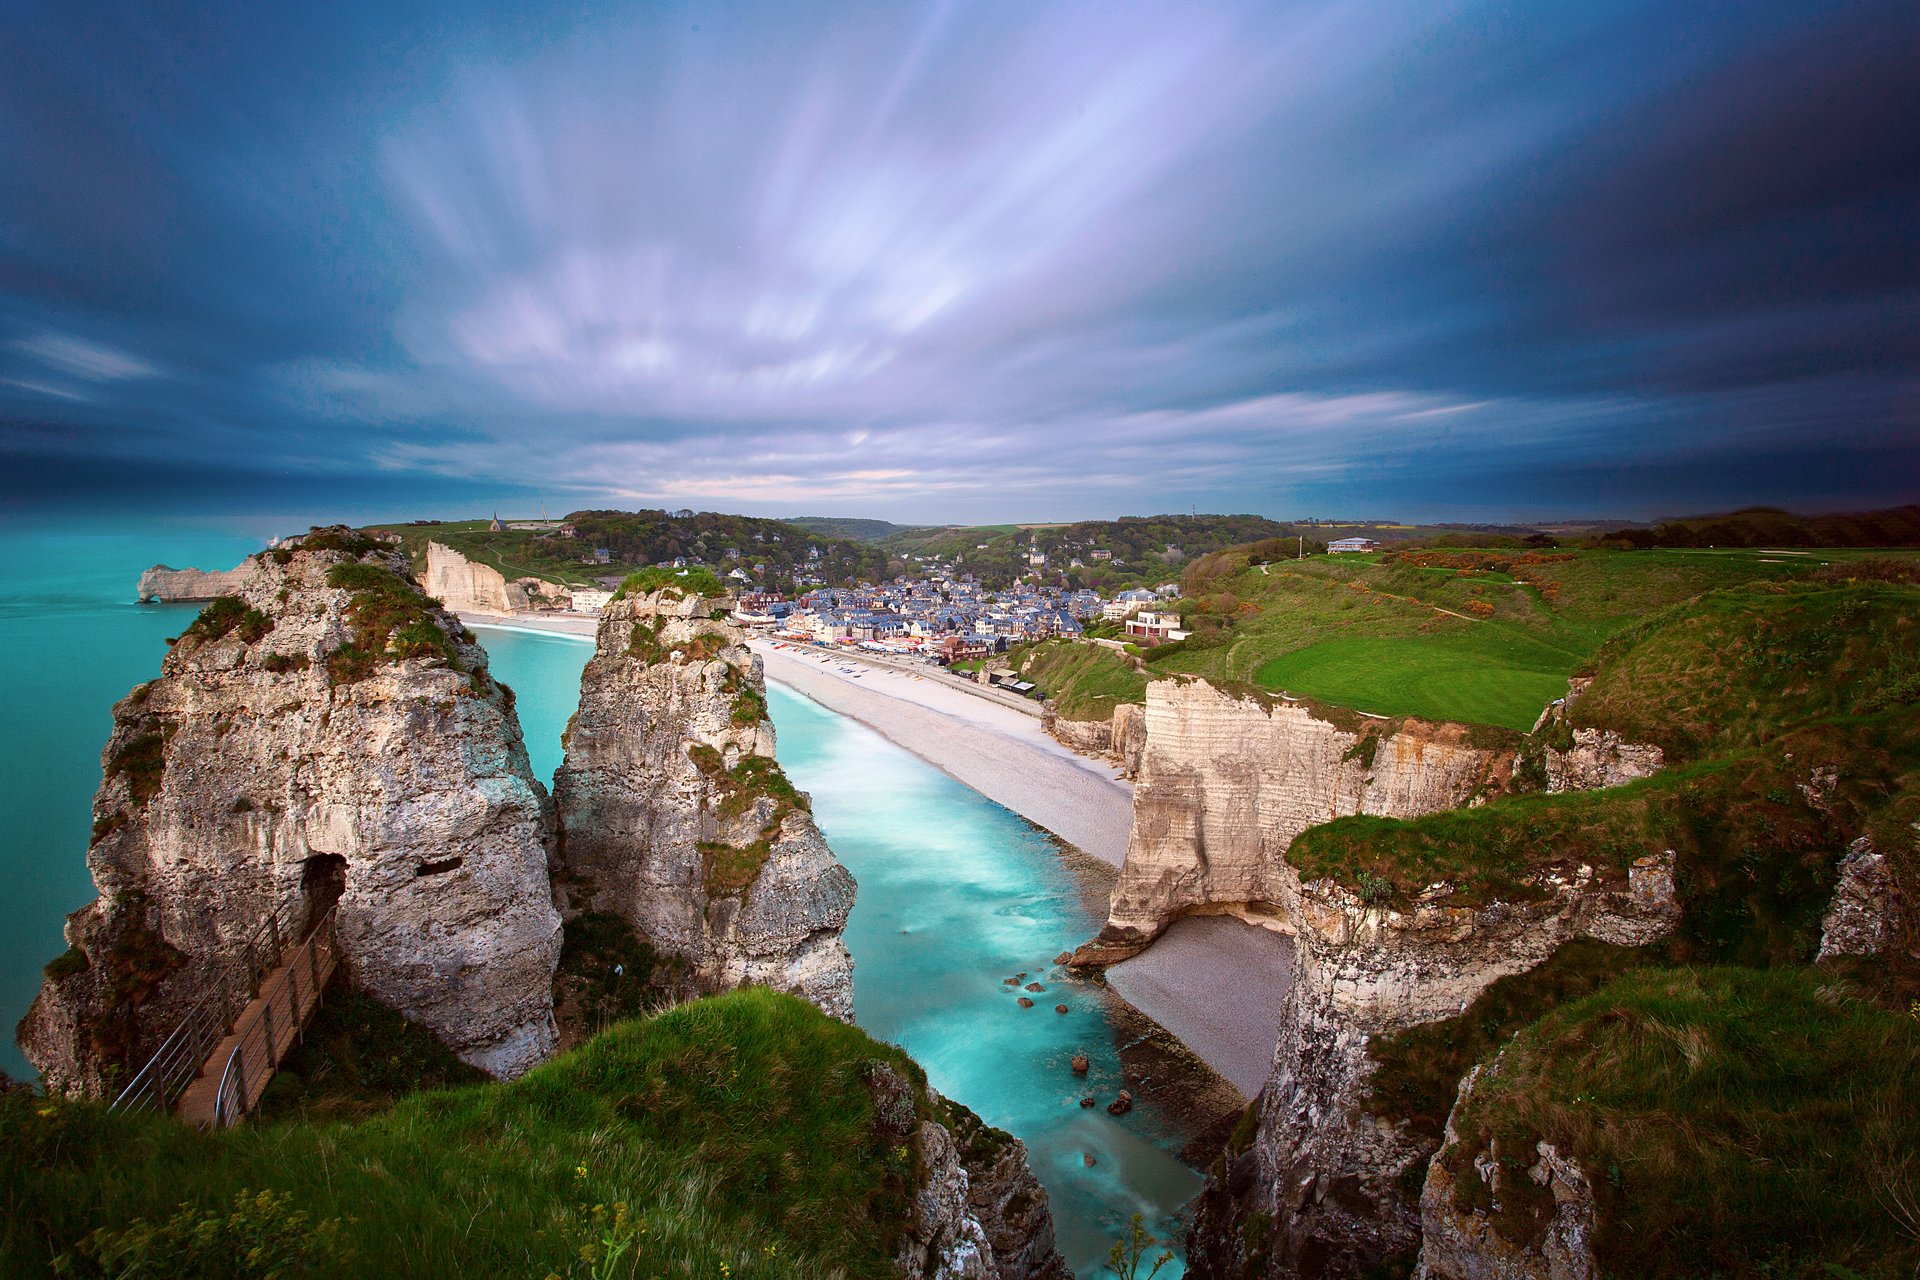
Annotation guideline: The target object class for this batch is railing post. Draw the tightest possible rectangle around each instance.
[262,995,278,1070]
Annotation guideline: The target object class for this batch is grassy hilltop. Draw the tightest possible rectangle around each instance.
[4,989,958,1279]
[1019,542,1920,731]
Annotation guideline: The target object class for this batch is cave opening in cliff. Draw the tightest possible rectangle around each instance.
[300,853,346,935]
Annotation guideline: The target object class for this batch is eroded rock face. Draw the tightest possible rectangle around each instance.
[1416,1065,1598,1280]
[890,1084,1069,1280]
[1044,702,1147,780]
[1077,679,1663,963]
[1186,859,1676,1279]
[1817,835,1910,961]
[22,535,562,1095]
[421,541,573,614]
[552,584,855,1018]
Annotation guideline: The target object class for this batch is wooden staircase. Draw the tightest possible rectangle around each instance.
[177,909,339,1127]
[109,903,339,1128]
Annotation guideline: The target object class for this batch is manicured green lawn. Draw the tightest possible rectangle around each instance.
[1253,631,1573,730]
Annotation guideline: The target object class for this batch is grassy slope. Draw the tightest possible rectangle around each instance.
[1011,640,1147,721]
[1007,545,1914,730]
[1569,580,1920,761]
[5,990,931,1279]
[1159,547,1895,730]
[1441,966,1920,1280]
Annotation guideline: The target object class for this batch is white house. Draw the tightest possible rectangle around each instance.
[1329,537,1381,553]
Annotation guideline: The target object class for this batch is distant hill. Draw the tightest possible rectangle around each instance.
[878,513,1297,588]
[370,510,888,590]
[1598,504,1920,549]
[784,516,925,543]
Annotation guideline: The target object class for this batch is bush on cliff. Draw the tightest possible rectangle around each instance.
[4,989,931,1278]
[612,566,726,601]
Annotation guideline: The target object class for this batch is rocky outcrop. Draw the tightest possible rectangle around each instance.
[1817,834,1910,961]
[552,581,855,1019]
[137,562,260,602]
[940,1095,1072,1280]
[1076,679,1662,964]
[22,532,562,1095]
[1044,702,1147,779]
[1416,1063,1597,1280]
[1186,857,1676,1278]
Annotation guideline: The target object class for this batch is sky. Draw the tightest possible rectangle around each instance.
[1,0,1915,525]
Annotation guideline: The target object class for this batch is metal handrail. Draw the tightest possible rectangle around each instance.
[108,897,311,1117]
[210,903,339,1128]
[107,988,225,1114]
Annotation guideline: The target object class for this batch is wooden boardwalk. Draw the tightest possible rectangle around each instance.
[177,914,339,1128]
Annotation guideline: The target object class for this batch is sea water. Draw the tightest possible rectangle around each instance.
[480,628,1201,1274]
[0,531,1198,1275]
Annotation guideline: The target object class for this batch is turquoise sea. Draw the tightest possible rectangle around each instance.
[0,525,1196,1275]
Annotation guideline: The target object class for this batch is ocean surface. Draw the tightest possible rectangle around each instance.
[0,526,1197,1275]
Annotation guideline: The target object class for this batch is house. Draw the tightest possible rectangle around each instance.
[1102,588,1157,621]
[1125,611,1187,646]
[937,635,990,664]
[1090,549,1112,561]
[1329,537,1381,553]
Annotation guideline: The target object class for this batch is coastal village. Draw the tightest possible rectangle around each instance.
[415,519,1200,668]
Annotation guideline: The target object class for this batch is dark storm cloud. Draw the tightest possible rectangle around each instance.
[1,0,1913,521]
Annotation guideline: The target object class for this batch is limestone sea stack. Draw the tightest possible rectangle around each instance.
[552,575,855,1018]
[21,529,563,1095]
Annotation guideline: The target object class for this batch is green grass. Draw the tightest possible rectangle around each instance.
[5,989,936,1279]
[1569,581,1920,761]
[614,566,726,600]
[1364,939,1662,1144]
[1253,632,1573,731]
[324,563,466,684]
[1291,704,1918,937]
[1439,966,1920,1280]
[1011,640,1147,721]
[1132,545,1909,728]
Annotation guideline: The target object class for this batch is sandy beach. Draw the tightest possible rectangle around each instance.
[751,639,1138,863]
[465,612,1289,1097]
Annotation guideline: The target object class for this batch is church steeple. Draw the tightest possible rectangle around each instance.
[489,511,504,532]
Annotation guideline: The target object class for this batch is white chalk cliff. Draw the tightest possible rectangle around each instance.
[23,533,562,1094]
[552,581,856,1018]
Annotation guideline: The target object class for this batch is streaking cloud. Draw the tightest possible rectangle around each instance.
[0,0,1913,519]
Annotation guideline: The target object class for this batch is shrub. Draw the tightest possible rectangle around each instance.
[261,652,310,674]
[184,596,274,645]
[612,566,726,601]
[324,563,461,683]
[106,733,167,805]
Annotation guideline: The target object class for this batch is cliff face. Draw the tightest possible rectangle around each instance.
[1078,679,1662,963]
[421,540,576,614]
[1186,858,1677,1277]
[552,583,855,1019]
[22,535,562,1095]
[1044,702,1146,779]
[136,562,260,602]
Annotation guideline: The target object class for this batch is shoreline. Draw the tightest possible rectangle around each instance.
[464,610,1289,1097]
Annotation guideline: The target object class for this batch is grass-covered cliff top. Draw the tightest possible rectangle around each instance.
[1439,965,1920,1279]
[1026,543,1918,731]
[612,565,727,601]
[4,989,935,1278]
[1568,576,1919,761]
